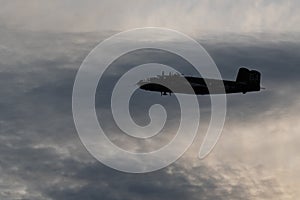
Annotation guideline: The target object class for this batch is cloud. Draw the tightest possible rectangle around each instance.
[0,0,299,34]
[0,28,299,199]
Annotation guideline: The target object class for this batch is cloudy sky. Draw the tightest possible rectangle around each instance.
[1,0,300,199]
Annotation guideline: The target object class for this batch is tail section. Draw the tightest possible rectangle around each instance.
[236,67,261,93]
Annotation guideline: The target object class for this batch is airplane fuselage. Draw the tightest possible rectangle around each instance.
[138,68,262,95]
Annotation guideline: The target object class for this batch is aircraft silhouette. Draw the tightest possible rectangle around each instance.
[137,67,263,95]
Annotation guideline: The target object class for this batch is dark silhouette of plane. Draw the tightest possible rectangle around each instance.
[137,67,262,95]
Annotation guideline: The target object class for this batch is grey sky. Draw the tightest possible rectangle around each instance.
[0,0,300,33]
[0,1,300,200]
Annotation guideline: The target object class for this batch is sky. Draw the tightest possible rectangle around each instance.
[0,0,300,199]
[1,0,300,34]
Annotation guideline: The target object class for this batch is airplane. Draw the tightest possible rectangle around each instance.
[137,67,263,95]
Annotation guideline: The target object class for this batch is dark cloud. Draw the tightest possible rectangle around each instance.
[0,28,299,199]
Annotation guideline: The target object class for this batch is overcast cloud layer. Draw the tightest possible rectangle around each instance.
[1,0,300,34]
[0,27,300,199]
[1,1,300,200]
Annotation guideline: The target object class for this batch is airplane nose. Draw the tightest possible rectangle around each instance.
[136,80,143,86]
[137,80,149,90]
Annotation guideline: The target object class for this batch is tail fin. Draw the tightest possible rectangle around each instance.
[236,67,261,92]
[236,67,250,83]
